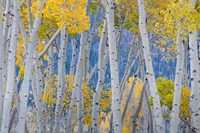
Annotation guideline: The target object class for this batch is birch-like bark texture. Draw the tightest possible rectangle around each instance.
[106,0,122,132]
[31,69,44,133]
[91,20,107,133]
[0,0,12,123]
[121,66,140,123]
[38,29,61,58]
[132,79,147,133]
[85,7,101,73]
[32,48,45,133]
[170,31,184,133]
[3,0,11,40]
[0,9,4,126]
[189,32,200,132]
[17,1,42,131]
[66,1,90,132]
[70,38,77,75]
[183,40,188,87]
[119,35,135,91]
[137,0,163,132]
[66,31,86,133]
[0,0,20,132]
[120,50,140,99]
[77,31,88,133]
[53,29,68,133]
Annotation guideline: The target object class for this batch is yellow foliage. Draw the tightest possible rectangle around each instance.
[122,76,143,132]
[19,66,25,80]
[155,77,191,119]
[38,42,45,53]
[147,0,200,42]
[42,0,90,35]
[100,89,112,112]
[42,75,58,105]
[43,54,48,60]
[42,88,57,105]
[16,35,26,67]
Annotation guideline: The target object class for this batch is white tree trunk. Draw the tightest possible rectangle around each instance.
[0,0,20,132]
[77,31,87,133]
[66,31,86,133]
[53,29,68,133]
[91,20,107,133]
[0,9,4,126]
[137,0,163,132]
[31,68,44,133]
[70,38,77,75]
[17,6,42,132]
[189,32,200,132]
[170,31,184,133]
[0,0,12,123]
[106,0,122,132]
[85,7,101,72]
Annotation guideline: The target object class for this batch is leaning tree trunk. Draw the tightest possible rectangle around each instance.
[91,20,107,133]
[31,69,44,133]
[137,0,163,132]
[85,7,101,73]
[17,2,42,132]
[170,30,184,133]
[53,29,68,133]
[66,32,86,133]
[189,32,200,132]
[105,0,122,132]
[0,0,20,132]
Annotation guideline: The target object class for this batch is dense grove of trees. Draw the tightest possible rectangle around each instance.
[0,0,200,133]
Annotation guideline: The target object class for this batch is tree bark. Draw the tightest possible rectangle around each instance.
[0,0,20,132]
[0,9,4,126]
[70,38,77,75]
[53,29,68,133]
[137,0,163,132]
[189,32,200,132]
[106,0,122,132]
[170,31,184,133]
[91,20,107,133]
[17,1,42,131]
[66,31,86,133]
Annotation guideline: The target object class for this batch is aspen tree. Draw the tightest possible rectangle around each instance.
[105,0,122,132]
[137,0,163,132]
[1,0,20,132]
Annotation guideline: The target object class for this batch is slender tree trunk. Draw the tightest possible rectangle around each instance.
[70,38,77,75]
[91,20,107,133]
[106,0,122,132]
[170,31,184,133]
[120,50,140,99]
[183,40,188,87]
[17,3,42,132]
[189,32,200,132]
[85,7,101,73]
[66,32,86,133]
[0,9,4,126]
[31,69,44,133]
[53,29,68,133]
[120,35,135,91]
[0,0,20,132]
[0,0,12,125]
[121,67,140,123]
[137,0,163,132]
[132,80,147,133]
